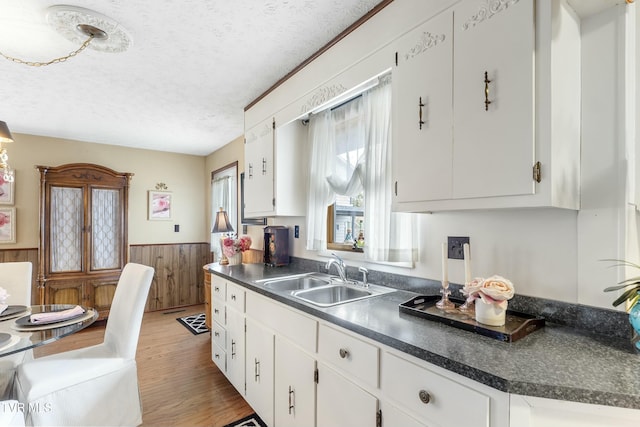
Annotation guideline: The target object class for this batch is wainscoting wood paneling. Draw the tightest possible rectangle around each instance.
[1,245,212,312]
[130,243,213,312]
[0,248,39,305]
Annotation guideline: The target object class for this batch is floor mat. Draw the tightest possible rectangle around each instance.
[176,312,209,335]
[223,413,268,427]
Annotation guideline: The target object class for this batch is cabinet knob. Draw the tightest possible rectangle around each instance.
[214,286,220,292]
[214,353,220,359]
[418,389,431,404]
[231,294,236,301]
[339,348,349,359]
[214,331,219,337]
[214,308,219,314]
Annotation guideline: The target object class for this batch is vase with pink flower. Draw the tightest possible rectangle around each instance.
[462,275,515,326]
[222,235,252,265]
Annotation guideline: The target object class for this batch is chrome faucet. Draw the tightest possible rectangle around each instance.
[326,253,348,283]
[358,266,369,288]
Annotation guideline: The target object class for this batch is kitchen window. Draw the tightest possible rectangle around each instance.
[305,73,416,264]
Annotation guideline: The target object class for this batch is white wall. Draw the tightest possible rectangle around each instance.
[6,133,207,247]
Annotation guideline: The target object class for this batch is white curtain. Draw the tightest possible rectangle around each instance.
[306,110,333,251]
[211,172,237,254]
[362,76,416,262]
[305,74,416,262]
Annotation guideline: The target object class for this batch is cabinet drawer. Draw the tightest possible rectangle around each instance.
[211,275,225,300]
[318,324,379,389]
[246,292,317,353]
[212,341,226,372]
[226,282,245,312]
[212,298,225,325]
[381,352,489,427]
[211,320,226,349]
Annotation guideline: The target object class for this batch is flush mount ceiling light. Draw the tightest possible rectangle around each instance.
[0,5,131,67]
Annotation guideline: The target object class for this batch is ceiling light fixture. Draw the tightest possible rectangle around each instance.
[0,121,15,183]
[0,5,131,67]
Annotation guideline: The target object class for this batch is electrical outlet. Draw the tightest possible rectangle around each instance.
[294,225,300,238]
[448,236,469,260]
[174,224,180,232]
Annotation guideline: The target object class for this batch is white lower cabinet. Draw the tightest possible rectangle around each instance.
[380,401,429,427]
[226,307,245,394]
[381,351,494,427]
[317,361,378,427]
[274,336,316,427]
[245,318,275,426]
[509,395,640,427]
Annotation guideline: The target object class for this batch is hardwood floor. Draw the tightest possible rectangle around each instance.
[34,304,254,427]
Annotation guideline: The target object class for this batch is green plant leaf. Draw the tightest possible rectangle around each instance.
[612,287,640,307]
[604,283,640,292]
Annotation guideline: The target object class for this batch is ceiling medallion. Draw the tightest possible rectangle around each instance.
[46,5,132,53]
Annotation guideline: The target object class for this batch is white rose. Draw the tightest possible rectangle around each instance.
[464,275,515,308]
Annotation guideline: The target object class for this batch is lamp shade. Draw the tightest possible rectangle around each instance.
[212,208,234,234]
[0,121,13,144]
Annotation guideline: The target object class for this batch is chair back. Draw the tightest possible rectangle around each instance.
[103,263,154,360]
[0,262,32,306]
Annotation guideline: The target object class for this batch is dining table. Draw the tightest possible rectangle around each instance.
[0,304,98,398]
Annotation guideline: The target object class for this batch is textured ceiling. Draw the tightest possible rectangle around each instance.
[0,0,383,155]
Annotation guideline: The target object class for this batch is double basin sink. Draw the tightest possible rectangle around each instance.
[255,272,395,307]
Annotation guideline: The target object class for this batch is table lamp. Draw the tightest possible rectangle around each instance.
[212,208,234,265]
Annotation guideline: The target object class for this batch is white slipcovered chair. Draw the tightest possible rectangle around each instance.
[0,400,25,426]
[0,262,33,399]
[14,263,155,427]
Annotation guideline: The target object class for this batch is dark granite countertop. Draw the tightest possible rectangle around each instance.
[208,263,640,410]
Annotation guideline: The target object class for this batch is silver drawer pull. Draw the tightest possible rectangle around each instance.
[214,308,219,314]
[419,389,431,404]
[214,331,219,337]
[339,348,349,359]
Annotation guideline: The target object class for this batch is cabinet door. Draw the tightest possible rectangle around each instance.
[226,307,245,394]
[381,402,429,427]
[244,118,275,217]
[245,318,274,427]
[275,336,316,427]
[317,362,378,427]
[393,9,453,203]
[452,0,534,199]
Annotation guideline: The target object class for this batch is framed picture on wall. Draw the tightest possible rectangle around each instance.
[0,207,16,243]
[148,191,172,220]
[0,171,14,205]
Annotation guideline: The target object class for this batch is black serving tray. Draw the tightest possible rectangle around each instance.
[399,295,545,342]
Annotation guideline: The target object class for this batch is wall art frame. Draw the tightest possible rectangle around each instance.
[0,170,15,205]
[0,207,16,243]
[148,190,172,221]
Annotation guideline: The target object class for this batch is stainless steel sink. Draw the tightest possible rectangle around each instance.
[262,275,332,291]
[256,272,395,307]
[292,283,395,307]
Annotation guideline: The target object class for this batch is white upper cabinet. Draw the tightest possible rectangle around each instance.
[392,9,454,203]
[243,117,307,218]
[392,0,580,212]
[244,117,275,217]
[452,0,534,199]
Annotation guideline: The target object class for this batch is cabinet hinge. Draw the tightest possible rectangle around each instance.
[394,51,398,66]
[314,368,319,384]
[272,198,276,207]
[376,409,382,427]
[533,161,542,183]
[394,181,398,196]
[272,118,276,129]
